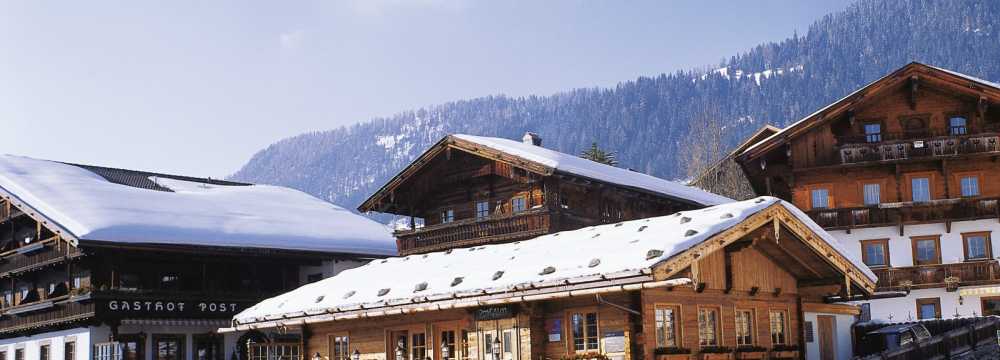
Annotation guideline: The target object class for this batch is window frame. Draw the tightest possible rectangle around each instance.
[861,182,883,206]
[329,332,350,360]
[862,121,883,143]
[962,232,993,261]
[734,308,756,347]
[697,306,721,347]
[953,171,984,198]
[566,307,599,353]
[860,239,890,268]
[511,196,527,213]
[916,298,941,320]
[768,309,789,345]
[911,235,942,265]
[903,172,936,203]
[653,304,682,349]
[981,296,1000,316]
[440,209,455,224]
[803,183,834,210]
[475,201,490,219]
[949,116,969,135]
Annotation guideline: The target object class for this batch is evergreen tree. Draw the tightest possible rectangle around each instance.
[579,143,618,166]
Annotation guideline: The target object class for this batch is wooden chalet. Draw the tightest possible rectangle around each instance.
[732,62,1000,321]
[228,197,876,360]
[0,155,395,360]
[359,133,730,255]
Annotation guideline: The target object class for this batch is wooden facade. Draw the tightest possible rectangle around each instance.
[359,135,712,256]
[736,62,1000,294]
[231,203,875,360]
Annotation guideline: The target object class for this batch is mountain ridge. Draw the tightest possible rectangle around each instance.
[232,0,1000,217]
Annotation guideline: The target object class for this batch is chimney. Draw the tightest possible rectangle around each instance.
[522,132,542,146]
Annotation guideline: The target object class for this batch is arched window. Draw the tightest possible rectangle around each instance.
[950,117,968,135]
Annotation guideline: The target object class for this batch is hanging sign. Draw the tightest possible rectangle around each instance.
[474,305,517,321]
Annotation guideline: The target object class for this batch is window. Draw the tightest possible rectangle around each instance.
[511,197,526,213]
[654,305,680,348]
[476,201,490,219]
[119,273,141,291]
[911,177,931,202]
[859,303,871,322]
[411,333,426,360]
[863,183,881,206]
[330,334,350,360]
[769,310,788,345]
[960,176,980,197]
[861,239,890,267]
[193,335,223,360]
[912,236,941,265]
[483,333,493,360]
[40,345,49,360]
[439,330,456,360]
[810,188,830,209]
[982,297,1000,316]
[0,351,5,360]
[697,307,720,347]
[963,232,992,261]
[803,321,814,343]
[916,298,941,320]
[864,123,882,143]
[570,311,598,351]
[249,343,300,360]
[735,309,754,346]
[15,348,23,360]
[950,116,968,135]
[440,209,455,224]
[501,330,513,360]
[65,342,75,360]
[160,274,180,290]
[155,335,184,360]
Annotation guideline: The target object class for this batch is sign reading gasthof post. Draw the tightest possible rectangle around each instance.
[474,305,517,321]
[98,298,252,319]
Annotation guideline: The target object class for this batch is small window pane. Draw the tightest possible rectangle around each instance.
[769,311,787,345]
[511,197,526,213]
[950,117,968,135]
[911,178,931,202]
[919,303,937,319]
[476,201,490,219]
[735,310,753,346]
[865,123,882,143]
[441,209,454,223]
[863,183,881,205]
[864,243,886,266]
[698,308,719,346]
[961,176,980,197]
[983,298,1000,316]
[915,239,938,264]
[654,307,678,348]
[811,189,829,209]
[966,235,988,260]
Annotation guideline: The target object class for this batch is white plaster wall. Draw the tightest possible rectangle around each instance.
[803,312,854,360]
[0,327,95,360]
[830,219,1000,268]
[852,287,993,321]
[299,258,371,284]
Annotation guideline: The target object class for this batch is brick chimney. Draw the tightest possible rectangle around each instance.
[522,132,542,146]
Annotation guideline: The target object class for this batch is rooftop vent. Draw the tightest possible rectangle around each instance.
[522,132,542,146]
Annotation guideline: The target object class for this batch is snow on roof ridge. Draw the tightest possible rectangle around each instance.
[0,154,396,255]
[451,134,732,206]
[233,196,873,324]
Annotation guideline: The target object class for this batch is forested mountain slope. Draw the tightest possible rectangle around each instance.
[232,0,1000,214]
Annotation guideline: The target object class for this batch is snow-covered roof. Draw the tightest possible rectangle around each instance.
[233,196,874,325]
[742,62,1000,156]
[0,155,396,256]
[453,134,732,206]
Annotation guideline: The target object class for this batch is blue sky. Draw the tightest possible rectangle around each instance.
[1,0,853,177]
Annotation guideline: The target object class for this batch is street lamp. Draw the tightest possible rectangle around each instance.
[440,340,450,360]
[352,350,361,360]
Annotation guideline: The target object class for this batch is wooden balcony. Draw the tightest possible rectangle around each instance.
[395,209,551,255]
[0,295,94,335]
[838,132,1000,165]
[871,260,1000,291]
[805,196,1000,231]
[0,238,84,278]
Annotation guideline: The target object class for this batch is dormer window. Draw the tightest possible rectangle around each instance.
[950,116,968,135]
[864,123,882,143]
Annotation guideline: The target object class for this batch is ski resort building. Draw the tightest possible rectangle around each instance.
[358,133,731,256]
[0,155,395,360]
[734,62,1000,322]
[228,197,876,360]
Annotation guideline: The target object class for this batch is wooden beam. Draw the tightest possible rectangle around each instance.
[909,75,920,110]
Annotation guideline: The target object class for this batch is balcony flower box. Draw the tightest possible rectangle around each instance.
[698,347,732,360]
[733,347,767,360]
[654,347,692,360]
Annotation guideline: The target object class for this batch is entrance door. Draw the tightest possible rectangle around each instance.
[817,315,836,360]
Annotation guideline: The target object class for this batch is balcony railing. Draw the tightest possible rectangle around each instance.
[395,209,551,255]
[838,133,1000,165]
[805,197,1000,230]
[871,260,1000,291]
